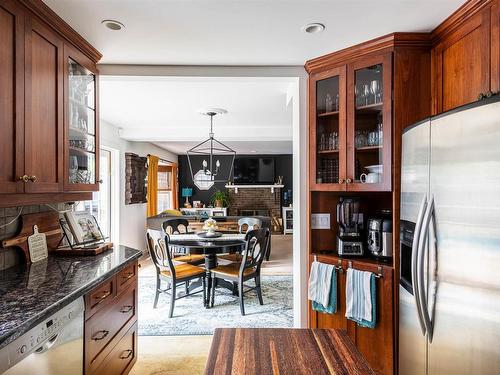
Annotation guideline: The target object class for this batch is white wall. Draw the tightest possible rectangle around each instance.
[100,120,178,251]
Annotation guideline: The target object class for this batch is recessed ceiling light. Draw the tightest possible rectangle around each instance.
[250,150,257,153]
[302,23,325,34]
[101,19,125,31]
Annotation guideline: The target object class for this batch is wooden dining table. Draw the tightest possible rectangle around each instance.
[169,233,247,307]
[204,328,376,375]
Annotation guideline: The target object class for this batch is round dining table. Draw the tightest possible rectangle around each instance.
[169,233,246,307]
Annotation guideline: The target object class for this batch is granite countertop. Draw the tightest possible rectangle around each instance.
[0,245,142,350]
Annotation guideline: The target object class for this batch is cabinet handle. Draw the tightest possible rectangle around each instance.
[94,291,111,302]
[120,305,133,313]
[346,178,352,184]
[122,272,134,281]
[28,175,37,182]
[120,349,133,360]
[18,175,29,183]
[92,330,109,341]
[338,179,344,184]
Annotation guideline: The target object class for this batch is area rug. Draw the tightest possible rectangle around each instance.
[138,275,293,336]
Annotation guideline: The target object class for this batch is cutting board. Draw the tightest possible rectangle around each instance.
[1,211,63,264]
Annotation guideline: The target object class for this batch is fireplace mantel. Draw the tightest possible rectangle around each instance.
[225,184,284,194]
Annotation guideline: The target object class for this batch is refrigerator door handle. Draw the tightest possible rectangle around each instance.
[427,207,438,342]
[417,196,435,341]
[412,195,428,336]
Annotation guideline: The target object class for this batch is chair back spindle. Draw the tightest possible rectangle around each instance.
[239,228,270,276]
[146,229,176,278]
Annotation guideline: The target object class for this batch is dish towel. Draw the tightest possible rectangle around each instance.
[308,261,336,313]
[345,268,377,328]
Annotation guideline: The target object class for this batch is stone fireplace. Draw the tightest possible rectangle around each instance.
[228,187,281,218]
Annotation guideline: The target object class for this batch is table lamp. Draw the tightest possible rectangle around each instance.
[182,188,193,208]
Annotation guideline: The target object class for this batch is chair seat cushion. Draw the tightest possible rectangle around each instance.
[174,254,205,264]
[217,253,251,263]
[161,263,205,279]
[211,263,255,278]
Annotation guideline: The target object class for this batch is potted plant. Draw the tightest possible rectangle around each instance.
[211,189,230,208]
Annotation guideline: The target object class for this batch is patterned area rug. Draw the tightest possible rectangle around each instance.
[138,275,293,336]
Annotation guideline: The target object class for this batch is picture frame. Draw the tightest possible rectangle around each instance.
[65,211,104,244]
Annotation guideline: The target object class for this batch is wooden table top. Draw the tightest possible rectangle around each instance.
[204,328,375,375]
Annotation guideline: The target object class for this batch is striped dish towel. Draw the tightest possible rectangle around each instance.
[345,268,377,329]
[312,268,337,314]
[308,261,335,307]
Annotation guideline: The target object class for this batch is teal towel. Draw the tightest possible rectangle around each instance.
[349,273,376,329]
[312,268,337,314]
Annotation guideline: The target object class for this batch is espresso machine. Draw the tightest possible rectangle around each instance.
[336,197,364,256]
[367,210,393,258]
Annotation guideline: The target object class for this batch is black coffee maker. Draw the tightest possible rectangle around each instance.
[336,197,364,256]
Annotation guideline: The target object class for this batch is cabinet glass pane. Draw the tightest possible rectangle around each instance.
[353,64,384,184]
[68,58,96,185]
[316,76,340,184]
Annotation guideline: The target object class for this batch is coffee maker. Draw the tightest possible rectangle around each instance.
[367,210,393,258]
[336,197,364,256]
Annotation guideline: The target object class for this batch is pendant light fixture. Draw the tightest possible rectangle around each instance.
[187,108,236,186]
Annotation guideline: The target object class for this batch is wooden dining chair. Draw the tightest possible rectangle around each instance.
[219,217,263,263]
[162,218,204,265]
[146,229,206,318]
[210,228,270,316]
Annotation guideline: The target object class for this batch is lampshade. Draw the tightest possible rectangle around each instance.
[182,188,193,197]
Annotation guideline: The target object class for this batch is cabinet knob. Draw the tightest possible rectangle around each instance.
[18,175,29,183]
[28,175,37,182]
[98,179,103,184]
[338,179,344,184]
[346,178,352,184]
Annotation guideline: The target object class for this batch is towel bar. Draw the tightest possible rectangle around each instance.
[347,261,383,278]
[313,255,344,273]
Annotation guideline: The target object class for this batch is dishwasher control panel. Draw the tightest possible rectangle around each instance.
[0,297,84,373]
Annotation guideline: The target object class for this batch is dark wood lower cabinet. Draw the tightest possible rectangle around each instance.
[308,254,394,375]
[84,261,138,375]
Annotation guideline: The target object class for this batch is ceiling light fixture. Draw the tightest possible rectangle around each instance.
[302,23,325,34]
[101,19,125,31]
[187,108,235,184]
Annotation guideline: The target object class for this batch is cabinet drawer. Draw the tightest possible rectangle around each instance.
[117,262,137,294]
[86,284,137,367]
[92,322,137,375]
[86,277,115,317]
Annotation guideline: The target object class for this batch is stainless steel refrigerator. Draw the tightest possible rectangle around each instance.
[399,97,500,375]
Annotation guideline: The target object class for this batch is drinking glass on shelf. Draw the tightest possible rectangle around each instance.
[370,80,381,104]
[334,93,339,111]
[368,130,378,146]
[319,133,325,151]
[69,156,78,183]
[325,94,333,113]
[377,122,383,146]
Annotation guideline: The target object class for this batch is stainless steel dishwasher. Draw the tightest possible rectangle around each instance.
[0,297,85,375]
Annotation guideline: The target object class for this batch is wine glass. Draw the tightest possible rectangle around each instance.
[362,84,370,106]
[370,80,381,104]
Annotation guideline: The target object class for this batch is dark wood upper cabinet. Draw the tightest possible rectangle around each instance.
[24,16,64,193]
[0,0,24,194]
[0,0,101,206]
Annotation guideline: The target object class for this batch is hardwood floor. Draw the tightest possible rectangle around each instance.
[130,336,212,375]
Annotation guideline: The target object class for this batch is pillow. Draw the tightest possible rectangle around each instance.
[161,209,183,216]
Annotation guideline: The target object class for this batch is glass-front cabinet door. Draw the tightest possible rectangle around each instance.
[63,44,99,191]
[310,66,346,190]
[346,54,392,191]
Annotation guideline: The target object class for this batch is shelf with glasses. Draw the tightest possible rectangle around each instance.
[317,110,339,118]
[69,146,95,155]
[318,149,339,154]
[355,145,382,152]
[355,102,383,113]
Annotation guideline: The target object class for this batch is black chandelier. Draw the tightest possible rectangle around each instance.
[187,109,236,184]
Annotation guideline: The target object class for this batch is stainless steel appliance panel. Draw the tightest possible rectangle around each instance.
[399,119,430,375]
[428,100,500,374]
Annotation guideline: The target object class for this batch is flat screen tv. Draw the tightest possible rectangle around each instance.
[233,157,275,184]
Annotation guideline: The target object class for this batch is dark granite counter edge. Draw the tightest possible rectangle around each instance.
[0,249,143,350]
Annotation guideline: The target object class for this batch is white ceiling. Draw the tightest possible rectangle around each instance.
[44,0,464,65]
[100,76,294,154]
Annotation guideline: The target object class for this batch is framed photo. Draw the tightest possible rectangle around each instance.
[65,211,103,244]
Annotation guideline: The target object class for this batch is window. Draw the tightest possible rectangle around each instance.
[157,165,174,212]
[75,148,113,239]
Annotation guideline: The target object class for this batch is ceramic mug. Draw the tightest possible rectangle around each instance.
[360,172,381,184]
